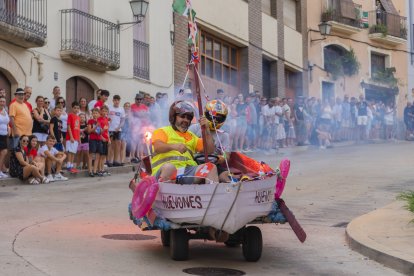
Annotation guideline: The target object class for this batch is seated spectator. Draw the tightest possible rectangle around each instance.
[315,123,332,149]
[9,135,49,184]
[32,96,51,145]
[26,135,45,174]
[0,95,9,178]
[38,135,68,182]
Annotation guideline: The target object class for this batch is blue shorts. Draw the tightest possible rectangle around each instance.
[54,142,64,152]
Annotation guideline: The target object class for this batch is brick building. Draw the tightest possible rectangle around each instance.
[173,0,308,101]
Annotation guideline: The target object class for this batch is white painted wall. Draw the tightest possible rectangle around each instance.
[0,0,174,104]
[262,13,278,59]
[192,0,249,44]
[284,26,303,69]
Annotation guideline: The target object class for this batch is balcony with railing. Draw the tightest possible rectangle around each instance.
[368,10,407,46]
[321,0,362,35]
[0,0,47,48]
[60,9,120,72]
[133,39,149,80]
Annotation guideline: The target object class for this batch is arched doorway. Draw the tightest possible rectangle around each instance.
[66,76,95,107]
[0,70,11,103]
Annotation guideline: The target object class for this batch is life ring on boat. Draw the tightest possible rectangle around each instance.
[131,176,159,219]
[274,159,290,199]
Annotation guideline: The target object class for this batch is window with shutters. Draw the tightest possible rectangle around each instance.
[133,16,150,80]
[371,53,386,76]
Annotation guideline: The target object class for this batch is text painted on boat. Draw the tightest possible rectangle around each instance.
[161,195,203,209]
[255,189,273,204]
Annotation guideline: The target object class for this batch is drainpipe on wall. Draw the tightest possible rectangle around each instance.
[409,0,414,65]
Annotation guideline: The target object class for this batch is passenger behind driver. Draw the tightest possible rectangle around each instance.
[189,100,231,182]
[150,100,218,185]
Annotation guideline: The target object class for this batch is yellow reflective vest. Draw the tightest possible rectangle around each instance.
[151,126,199,176]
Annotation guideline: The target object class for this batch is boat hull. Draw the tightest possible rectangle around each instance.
[154,175,277,234]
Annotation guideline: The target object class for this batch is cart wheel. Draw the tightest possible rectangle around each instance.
[161,230,170,247]
[225,227,243,247]
[170,229,189,261]
[242,226,262,262]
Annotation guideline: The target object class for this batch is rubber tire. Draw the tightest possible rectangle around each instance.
[170,229,189,261]
[242,226,263,262]
[161,230,170,247]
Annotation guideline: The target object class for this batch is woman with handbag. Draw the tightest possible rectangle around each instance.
[33,96,51,145]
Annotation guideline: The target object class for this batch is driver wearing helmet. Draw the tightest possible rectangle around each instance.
[189,100,231,182]
[150,100,218,184]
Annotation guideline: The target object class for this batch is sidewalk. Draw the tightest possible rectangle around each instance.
[0,164,135,187]
[346,201,414,275]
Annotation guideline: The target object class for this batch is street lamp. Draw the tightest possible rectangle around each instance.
[310,22,332,43]
[130,0,149,22]
[118,0,149,26]
[318,22,332,36]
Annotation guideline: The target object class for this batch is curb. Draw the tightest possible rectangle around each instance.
[346,204,414,275]
[0,164,135,187]
[346,229,414,275]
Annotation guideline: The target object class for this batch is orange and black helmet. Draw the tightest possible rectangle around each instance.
[204,100,228,130]
[169,100,195,126]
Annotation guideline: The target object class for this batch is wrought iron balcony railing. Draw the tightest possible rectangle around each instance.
[321,0,362,29]
[133,39,149,80]
[60,9,120,71]
[368,10,407,39]
[0,0,47,45]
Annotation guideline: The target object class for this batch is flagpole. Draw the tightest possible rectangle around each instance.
[188,6,209,163]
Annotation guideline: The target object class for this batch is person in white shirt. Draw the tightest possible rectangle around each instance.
[107,95,125,166]
[38,135,68,182]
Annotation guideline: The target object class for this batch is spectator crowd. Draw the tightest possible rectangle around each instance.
[0,84,413,184]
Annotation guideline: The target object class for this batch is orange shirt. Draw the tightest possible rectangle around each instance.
[9,101,32,136]
[152,128,203,152]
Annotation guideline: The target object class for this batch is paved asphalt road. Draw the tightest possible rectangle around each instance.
[0,142,413,276]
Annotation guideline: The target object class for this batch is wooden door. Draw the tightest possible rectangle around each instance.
[0,70,11,103]
[66,77,94,108]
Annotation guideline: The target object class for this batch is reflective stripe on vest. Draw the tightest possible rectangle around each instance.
[151,126,198,176]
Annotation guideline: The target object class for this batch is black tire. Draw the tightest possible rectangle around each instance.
[242,226,263,262]
[161,230,170,247]
[170,229,189,261]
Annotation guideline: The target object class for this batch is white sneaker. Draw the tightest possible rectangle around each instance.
[47,174,55,182]
[0,172,8,178]
[54,173,68,181]
[41,176,50,184]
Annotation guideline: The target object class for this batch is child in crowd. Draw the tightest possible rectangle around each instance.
[49,106,64,152]
[66,101,81,173]
[94,89,110,109]
[77,113,89,170]
[87,108,101,177]
[97,106,111,176]
[37,135,68,182]
[108,94,125,167]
